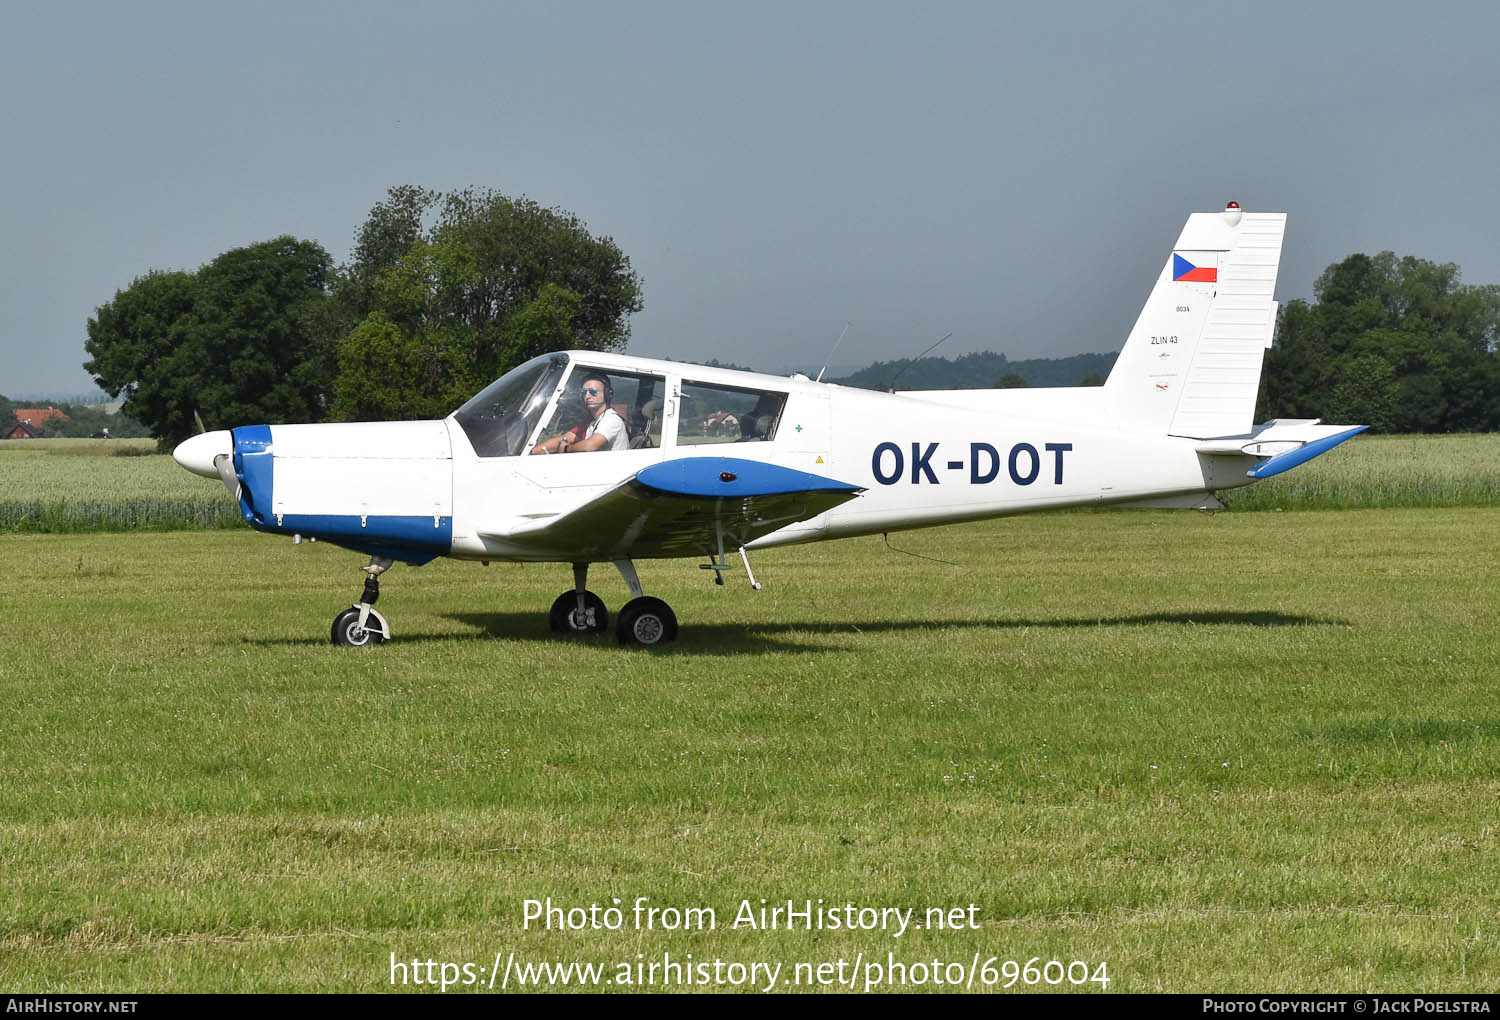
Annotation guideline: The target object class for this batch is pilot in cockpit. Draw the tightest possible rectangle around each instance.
[531,372,629,454]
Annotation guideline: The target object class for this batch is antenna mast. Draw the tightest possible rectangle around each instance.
[815,322,852,383]
[886,332,953,392]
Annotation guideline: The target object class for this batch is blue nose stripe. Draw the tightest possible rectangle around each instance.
[232,425,275,524]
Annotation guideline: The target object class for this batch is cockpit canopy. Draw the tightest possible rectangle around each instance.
[452,352,789,457]
[452,353,570,457]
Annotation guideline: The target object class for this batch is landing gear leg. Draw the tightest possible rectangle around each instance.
[614,557,678,647]
[699,520,763,590]
[548,562,608,633]
[331,556,393,646]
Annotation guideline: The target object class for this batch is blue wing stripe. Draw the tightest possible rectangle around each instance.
[636,457,862,499]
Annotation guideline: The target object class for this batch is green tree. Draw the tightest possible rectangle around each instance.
[82,269,199,446]
[332,186,643,420]
[994,373,1029,388]
[331,314,475,422]
[1326,353,1397,432]
[1260,252,1500,432]
[85,237,336,447]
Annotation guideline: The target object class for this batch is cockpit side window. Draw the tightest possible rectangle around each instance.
[677,381,787,446]
[533,368,667,453]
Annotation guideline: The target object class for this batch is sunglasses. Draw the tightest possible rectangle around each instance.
[581,387,602,396]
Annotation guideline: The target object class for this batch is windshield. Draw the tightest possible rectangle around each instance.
[452,353,569,457]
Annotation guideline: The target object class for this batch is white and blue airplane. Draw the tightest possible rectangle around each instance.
[173,204,1364,646]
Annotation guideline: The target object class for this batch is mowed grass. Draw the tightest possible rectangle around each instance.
[2,508,1499,992]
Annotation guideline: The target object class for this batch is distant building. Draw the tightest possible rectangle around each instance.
[14,407,68,429]
[701,411,739,435]
[4,421,44,440]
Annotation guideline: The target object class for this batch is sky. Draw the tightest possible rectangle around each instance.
[4,0,1499,397]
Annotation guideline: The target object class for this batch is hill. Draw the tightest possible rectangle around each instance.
[829,349,1117,391]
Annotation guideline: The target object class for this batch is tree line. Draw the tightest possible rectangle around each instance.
[84,186,642,447]
[842,252,1500,431]
[1258,252,1500,432]
[0,394,151,438]
[81,187,1500,446]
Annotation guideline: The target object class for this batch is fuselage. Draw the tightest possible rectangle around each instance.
[175,349,1256,566]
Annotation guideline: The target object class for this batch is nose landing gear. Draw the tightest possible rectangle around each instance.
[331,556,393,647]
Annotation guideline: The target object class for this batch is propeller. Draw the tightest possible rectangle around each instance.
[214,452,241,501]
[172,429,238,500]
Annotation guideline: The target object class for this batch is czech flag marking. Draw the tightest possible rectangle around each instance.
[1173,253,1217,283]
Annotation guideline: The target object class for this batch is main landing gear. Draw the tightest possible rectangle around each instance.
[549,559,679,647]
[331,556,393,647]
[327,552,750,649]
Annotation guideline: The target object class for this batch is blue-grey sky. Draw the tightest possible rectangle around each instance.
[4,0,1498,396]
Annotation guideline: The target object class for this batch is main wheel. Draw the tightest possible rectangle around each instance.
[548,590,608,633]
[331,607,386,647]
[616,596,678,646]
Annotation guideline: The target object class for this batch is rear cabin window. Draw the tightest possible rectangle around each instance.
[677,382,787,446]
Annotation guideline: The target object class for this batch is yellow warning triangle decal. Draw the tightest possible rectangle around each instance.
[815,456,824,463]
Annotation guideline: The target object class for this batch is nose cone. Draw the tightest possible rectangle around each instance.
[173,430,233,477]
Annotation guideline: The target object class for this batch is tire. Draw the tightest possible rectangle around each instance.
[616,596,678,646]
[331,607,386,647]
[548,590,608,633]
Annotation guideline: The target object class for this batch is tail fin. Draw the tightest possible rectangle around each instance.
[1105,205,1286,438]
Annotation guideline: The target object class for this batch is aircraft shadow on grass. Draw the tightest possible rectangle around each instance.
[240,609,1346,654]
[422,608,1347,655]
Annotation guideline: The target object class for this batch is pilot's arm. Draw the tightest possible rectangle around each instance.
[531,426,584,455]
[565,432,610,453]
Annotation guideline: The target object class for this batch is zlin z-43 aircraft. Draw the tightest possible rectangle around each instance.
[173,204,1364,647]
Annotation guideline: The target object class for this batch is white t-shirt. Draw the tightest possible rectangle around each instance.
[585,408,629,451]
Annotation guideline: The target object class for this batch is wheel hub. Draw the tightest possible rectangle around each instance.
[632,614,664,644]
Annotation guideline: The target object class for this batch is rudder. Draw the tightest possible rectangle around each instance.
[1104,206,1286,439]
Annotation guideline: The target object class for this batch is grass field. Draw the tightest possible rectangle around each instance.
[0,439,239,532]
[1222,433,1500,510]
[3,507,1499,992]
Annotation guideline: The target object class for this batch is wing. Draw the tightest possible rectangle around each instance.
[486,456,863,560]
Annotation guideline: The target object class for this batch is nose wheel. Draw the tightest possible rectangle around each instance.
[331,556,393,647]
[332,606,386,647]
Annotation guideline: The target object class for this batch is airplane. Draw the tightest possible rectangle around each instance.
[172,203,1365,647]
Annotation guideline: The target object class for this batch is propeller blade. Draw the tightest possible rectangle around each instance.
[214,453,241,501]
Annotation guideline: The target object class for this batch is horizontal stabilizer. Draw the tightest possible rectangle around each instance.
[1245,425,1368,479]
